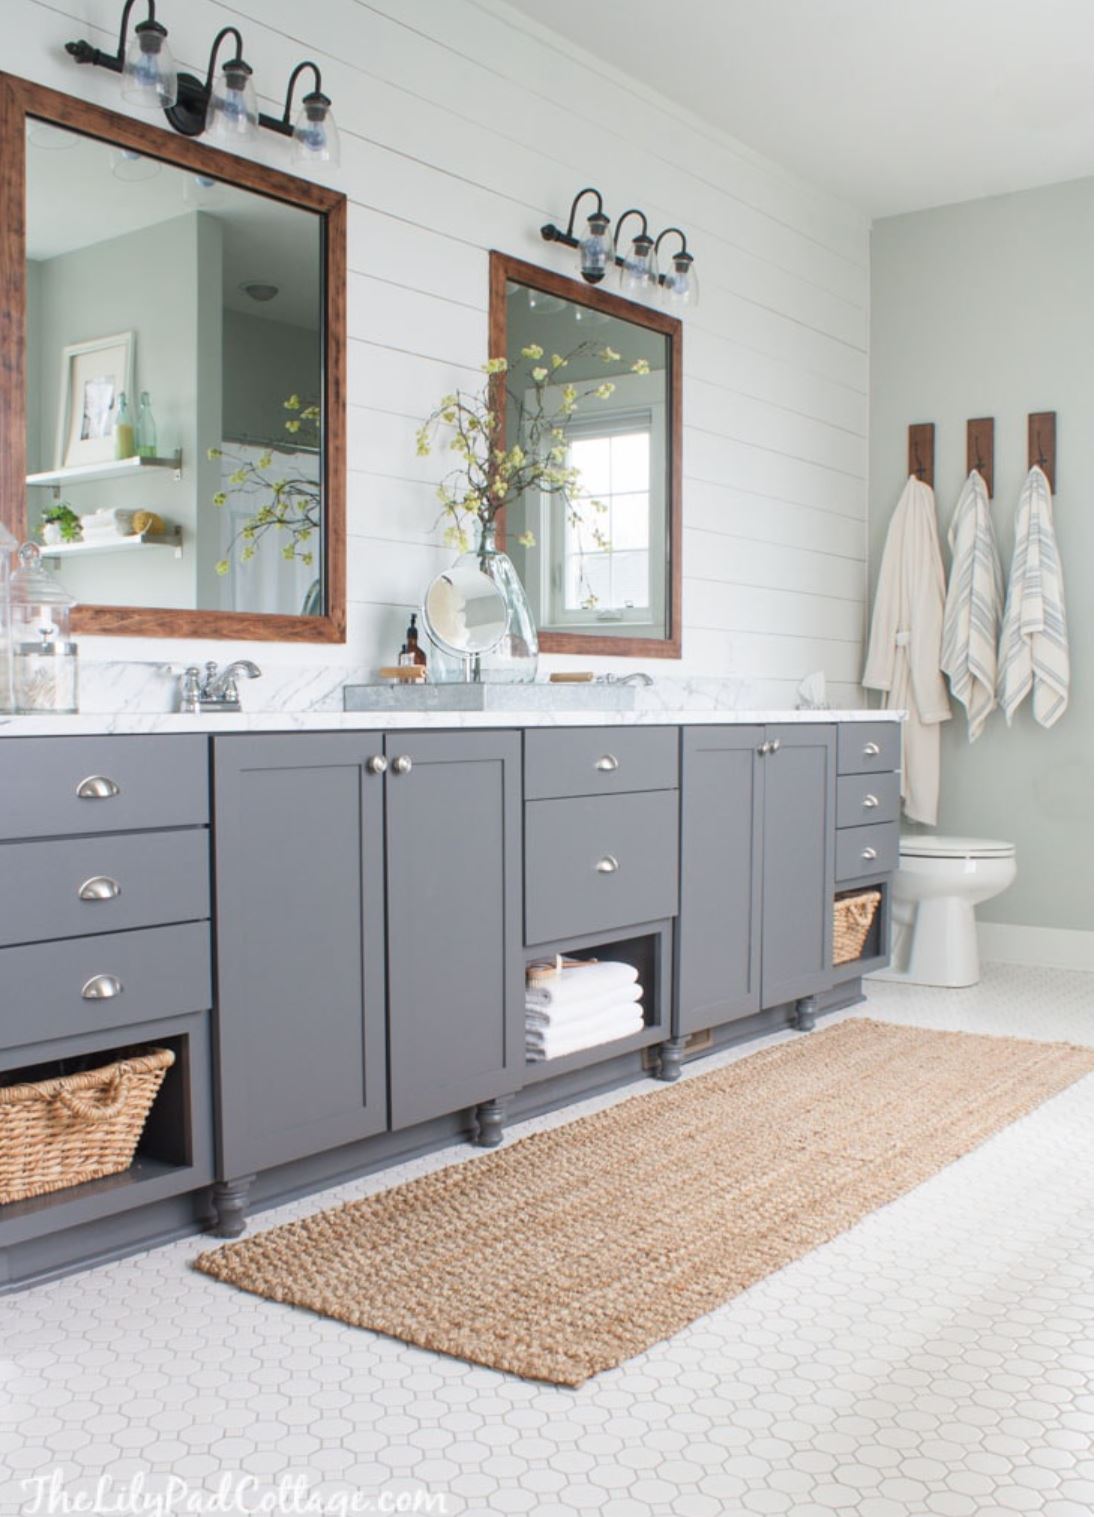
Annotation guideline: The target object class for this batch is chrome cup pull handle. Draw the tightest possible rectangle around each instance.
[78,876,121,902]
[861,847,878,861]
[595,855,619,874]
[862,794,880,809]
[390,755,413,775]
[595,754,620,772]
[863,741,881,757]
[76,775,120,800]
[82,974,123,1000]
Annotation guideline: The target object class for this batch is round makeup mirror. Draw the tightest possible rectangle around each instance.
[422,561,508,679]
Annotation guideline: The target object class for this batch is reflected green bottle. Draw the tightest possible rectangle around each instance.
[135,391,157,459]
[113,392,135,459]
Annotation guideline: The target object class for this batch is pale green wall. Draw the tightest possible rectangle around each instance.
[869,178,1093,930]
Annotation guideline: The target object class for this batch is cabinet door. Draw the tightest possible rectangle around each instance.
[760,724,836,1008]
[385,731,523,1130]
[675,726,765,1035]
[213,733,387,1178]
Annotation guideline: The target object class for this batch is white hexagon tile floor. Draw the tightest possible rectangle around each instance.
[1,963,1092,1517]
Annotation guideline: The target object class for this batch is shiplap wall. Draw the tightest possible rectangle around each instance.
[12,0,870,703]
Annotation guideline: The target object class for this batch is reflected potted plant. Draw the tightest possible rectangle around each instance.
[416,343,649,680]
[209,396,321,615]
[39,502,81,546]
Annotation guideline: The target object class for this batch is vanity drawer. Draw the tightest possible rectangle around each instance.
[0,831,210,949]
[836,821,901,883]
[0,923,211,1051]
[525,791,679,944]
[0,736,209,841]
[837,722,900,776]
[524,727,679,800]
[836,772,902,830]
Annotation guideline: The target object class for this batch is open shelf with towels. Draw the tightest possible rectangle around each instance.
[41,526,183,562]
[521,919,672,1085]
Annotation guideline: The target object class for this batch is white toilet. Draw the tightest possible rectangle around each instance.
[878,835,1017,988]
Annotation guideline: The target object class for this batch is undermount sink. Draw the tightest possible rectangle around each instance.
[342,682,642,712]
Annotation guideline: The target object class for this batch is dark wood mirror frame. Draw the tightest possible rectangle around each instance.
[489,251,682,659]
[0,72,346,643]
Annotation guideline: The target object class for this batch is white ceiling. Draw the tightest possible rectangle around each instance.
[503,0,1094,218]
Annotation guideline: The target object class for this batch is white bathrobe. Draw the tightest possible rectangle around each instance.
[863,474,952,825]
[997,466,1069,728]
[941,470,1004,741]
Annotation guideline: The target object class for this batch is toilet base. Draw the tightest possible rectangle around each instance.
[876,895,982,988]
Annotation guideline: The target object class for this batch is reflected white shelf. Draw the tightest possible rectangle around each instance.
[26,452,183,488]
[42,527,183,562]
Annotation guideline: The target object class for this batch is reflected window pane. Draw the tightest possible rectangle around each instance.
[610,550,650,610]
[611,431,649,493]
[612,493,649,551]
[566,552,610,610]
[568,436,611,498]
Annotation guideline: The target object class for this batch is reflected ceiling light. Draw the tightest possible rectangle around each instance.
[111,146,162,182]
[67,6,339,173]
[541,188,699,308]
[240,281,280,303]
[65,1,178,111]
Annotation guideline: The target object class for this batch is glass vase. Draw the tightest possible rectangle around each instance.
[462,520,538,683]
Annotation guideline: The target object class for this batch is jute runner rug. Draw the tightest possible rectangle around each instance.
[194,1019,1092,1386]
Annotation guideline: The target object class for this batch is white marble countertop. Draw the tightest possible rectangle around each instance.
[0,707,903,737]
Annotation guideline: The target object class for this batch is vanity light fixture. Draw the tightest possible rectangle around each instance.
[65,0,178,112]
[541,188,699,306]
[66,6,339,167]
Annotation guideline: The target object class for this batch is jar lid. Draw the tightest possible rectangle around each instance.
[10,542,77,607]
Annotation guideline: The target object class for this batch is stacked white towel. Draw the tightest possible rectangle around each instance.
[997,466,1069,729]
[941,469,1004,741]
[79,508,136,542]
[525,959,644,1063]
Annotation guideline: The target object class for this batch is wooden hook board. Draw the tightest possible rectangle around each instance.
[1028,412,1056,492]
[966,417,994,497]
[908,423,935,488]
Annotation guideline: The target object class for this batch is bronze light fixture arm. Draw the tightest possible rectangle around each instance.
[540,186,605,248]
[166,25,248,137]
[612,208,650,254]
[66,0,160,74]
[259,60,329,137]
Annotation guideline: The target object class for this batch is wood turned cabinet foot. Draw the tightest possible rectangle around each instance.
[792,996,818,1032]
[210,1177,254,1238]
[655,1037,686,1081]
[473,1098,508,1147]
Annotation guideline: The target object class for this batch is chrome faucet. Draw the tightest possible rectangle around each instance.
[598,672,654,687]
[180,660,262,713]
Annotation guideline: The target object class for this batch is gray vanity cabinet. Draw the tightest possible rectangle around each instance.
[384,731,523,1131]
[758,725,836,1008]
[676,726,765,1035]
[676,724,836,1037]
[212,733,389,1180]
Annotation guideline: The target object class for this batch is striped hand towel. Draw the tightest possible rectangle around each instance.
[941,469,1004,741]
[997,466,1069,728]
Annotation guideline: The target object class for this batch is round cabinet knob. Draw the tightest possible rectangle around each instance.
[757,743,769,755]
[78,876,121,901]
[366,755,388,775]
[863,741,880,757]
[770,738,781,753]
[390,755,413,775]
[76,775,120,800]
[82,974,123,1000]
[861,847,878,861]
[595,754,620,772]
[595,855,619,874]
[862,794,880,809]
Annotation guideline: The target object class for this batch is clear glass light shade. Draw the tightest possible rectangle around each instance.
[663,252,699,309]
[205,62,258,144]
[121,22,178,110]
[579,212,612,284]
[111,147,162,182]
[293,94,340,166]
[619,235,656,297]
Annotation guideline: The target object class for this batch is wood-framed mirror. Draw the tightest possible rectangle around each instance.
[0,72,346,642]
[489,251,681,658]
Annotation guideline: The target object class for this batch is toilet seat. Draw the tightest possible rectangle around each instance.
[900,834,1015,861]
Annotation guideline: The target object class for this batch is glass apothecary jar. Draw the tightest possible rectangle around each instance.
[11,543,79,714]
[0,521,16,714]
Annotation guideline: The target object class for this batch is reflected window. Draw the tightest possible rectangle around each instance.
[558,415,653,622]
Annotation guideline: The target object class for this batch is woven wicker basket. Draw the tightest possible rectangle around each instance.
[0,1047,175,1206]
[833,889,882,966]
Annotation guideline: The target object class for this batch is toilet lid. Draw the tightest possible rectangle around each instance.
[900,834,1015,859]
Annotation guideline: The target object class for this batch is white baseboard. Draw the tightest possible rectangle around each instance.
[977,922,1094,972]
